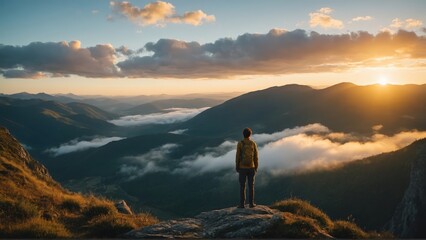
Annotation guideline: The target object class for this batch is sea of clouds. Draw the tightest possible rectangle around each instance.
[109,108,209,126]
[46,136,125,156]
[118,123,426,179]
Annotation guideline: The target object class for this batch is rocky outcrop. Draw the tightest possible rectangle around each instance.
[388,140,426,237]
[127,205,333,238]
[127,205,281,238]
[115,200,133,215]
[0,126,53,183]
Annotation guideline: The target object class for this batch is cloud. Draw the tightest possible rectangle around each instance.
[1,69,46,79]
[110,1,215,26]
[109,107,208,126]
[46,136,124,156]
[115,45,135,56]
[117,29,426,78]
[390,18,403,28]
[309,7,343,29]
[169,10,215,26]
[169,129,188,134]
[2,29,426,79]
[173,124,426,176]
[21,143,32,150]
[372,124,383,132]
[406,18,423,28]
[350,16,373,22]
[390,18,423,29]
[251,123,329,145]
[119,143,178,179]
[0,41,118,78]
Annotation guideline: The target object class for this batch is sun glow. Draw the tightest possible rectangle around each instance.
[378,75,388,85]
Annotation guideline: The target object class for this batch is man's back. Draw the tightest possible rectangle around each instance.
[236,138,258,169]
[235,127,258,208]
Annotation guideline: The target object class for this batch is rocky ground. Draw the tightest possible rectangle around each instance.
[127,205,332,238]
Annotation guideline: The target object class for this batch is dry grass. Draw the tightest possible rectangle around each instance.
[271,198,333,229]
[85,213,158,237]
[0,153,158,238]
[331,220,368,238]
[265,212,329,238]
[0,218,71,238]
[269,198,392,239]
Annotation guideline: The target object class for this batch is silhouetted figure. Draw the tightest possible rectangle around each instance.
[236,127,259,208]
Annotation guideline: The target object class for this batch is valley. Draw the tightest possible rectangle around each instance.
[1,83,426,237]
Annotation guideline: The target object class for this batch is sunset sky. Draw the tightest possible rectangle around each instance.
[1,0,425,95]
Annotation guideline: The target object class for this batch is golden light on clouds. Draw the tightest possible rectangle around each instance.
[309,7,344,29]
[109,1,215,26]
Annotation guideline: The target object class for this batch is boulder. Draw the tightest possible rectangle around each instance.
[115,200,133,215]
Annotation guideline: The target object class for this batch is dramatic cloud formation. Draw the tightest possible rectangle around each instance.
[110,1,215,26]
[351,16,373,22]
[173,124,426,176]
[390,18,423,29]
[2,29,426,79]
[0,41,118,78]
[46,136,124,156]
[109,107,208,126]
[117,29,426,78]
[309,7,343,29]
[119,144,178,179]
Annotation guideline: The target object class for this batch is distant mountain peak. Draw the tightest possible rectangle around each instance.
[280,84,314,91]
[323,82,357,91]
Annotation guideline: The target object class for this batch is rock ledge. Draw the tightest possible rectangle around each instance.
[127,205,283,238]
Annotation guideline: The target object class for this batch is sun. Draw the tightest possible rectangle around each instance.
[378,75,388,85]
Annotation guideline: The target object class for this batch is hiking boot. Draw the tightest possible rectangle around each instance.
[237,205,245,209]
[249,204,256,208]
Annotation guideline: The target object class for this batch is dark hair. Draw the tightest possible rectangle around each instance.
[243,128,252,138]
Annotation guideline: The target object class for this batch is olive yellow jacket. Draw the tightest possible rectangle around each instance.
[235,138,258,170]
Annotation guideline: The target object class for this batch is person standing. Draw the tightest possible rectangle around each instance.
[235,127,259,208]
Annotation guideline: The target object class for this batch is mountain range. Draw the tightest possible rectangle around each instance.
[121,98,223,115]
[3,92,237,114]
[0,97,118,149]
[1,126,383,238]
[184,83,426,137]
[1,83,426,237]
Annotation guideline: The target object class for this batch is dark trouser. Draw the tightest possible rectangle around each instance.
[239,168,256,206]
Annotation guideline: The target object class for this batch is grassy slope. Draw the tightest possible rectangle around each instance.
[267,198,392,238]
[0,126,157,238]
